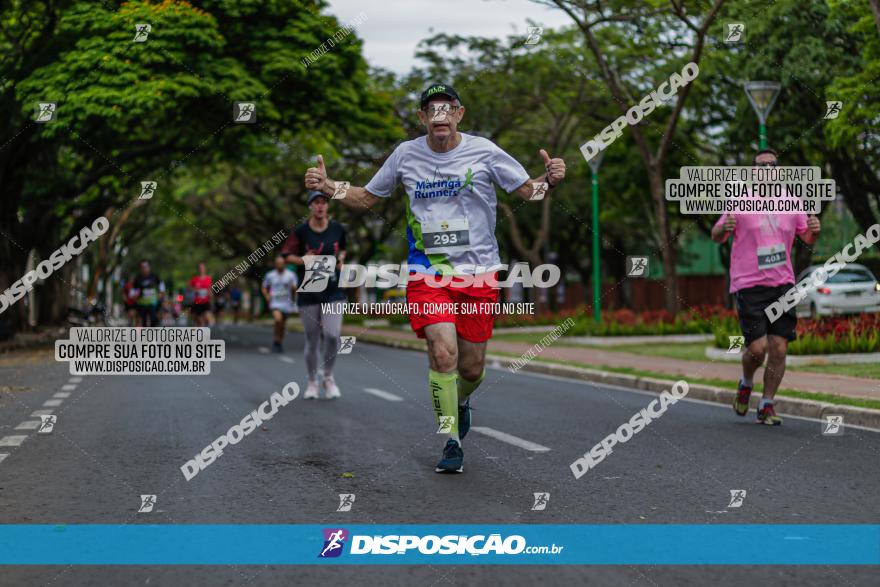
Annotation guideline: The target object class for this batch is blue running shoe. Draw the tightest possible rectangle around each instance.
[458,399,472,440]
[434,439,464,474]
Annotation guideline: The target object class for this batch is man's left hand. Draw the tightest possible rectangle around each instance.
[807,215,821,234]
[540,149,566,186]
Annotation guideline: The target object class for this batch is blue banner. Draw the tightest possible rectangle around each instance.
[0,525,877,565]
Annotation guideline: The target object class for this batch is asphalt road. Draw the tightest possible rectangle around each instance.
[0,323,877,586]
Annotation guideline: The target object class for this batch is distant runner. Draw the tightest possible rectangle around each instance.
[711,148,820,426]
[188,262,214,327]
[304,83,566,471]
[214,291,228,325]
[229,285,243,324]
[122,277,137,325]
[131,260,164,327]
[261,255,299,353]
[281,190,348,400]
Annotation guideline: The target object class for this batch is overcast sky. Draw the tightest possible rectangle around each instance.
[326,0,574,74]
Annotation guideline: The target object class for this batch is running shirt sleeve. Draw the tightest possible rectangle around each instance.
[364,145,402,197]
[487,142,530,193]
[280,230,300,256]
[261,272,271,290]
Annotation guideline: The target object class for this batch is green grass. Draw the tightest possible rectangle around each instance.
[493,331,567,345]
[601,342,709,361]
[498,336,880,380]
[592,342,880,379]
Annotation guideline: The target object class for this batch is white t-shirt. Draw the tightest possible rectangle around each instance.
[365,133,530,273]
[262,269,298,312]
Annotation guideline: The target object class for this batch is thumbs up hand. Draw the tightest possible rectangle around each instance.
[305,154,330,192]
[540,149,566,187]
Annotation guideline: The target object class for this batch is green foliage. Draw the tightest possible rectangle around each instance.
[825,0,880,149]
[1,0,403,324]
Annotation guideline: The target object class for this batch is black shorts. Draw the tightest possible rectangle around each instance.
[191,303,211,315]
[136,305,159,327]
[734,283,797,346]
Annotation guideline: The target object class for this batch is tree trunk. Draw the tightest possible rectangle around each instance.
[870,0,880,35]
[648,169,679,312]
[0,248,32,333]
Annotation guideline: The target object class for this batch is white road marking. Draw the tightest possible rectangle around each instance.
[362,388,404,402]
[471,426,551,452]
[31,410,53,417]
[43,399,63,407]
[69,377,83,383]
[279,356,295,364]
[0,436,28,447]
[15,421,40,430]
[0,454,7,464]
[258,347,270,354]
[61,384,77,391]
[54,392,71,398]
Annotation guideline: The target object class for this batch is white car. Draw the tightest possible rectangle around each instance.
[795,263,880,318]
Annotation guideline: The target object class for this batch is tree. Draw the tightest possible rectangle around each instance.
[546,0,726,312]
[1,0,395,330]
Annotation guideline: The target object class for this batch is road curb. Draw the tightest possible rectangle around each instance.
[486,354,880,431]
[348,332,880,432]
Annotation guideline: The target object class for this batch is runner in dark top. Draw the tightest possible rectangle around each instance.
[131,260,164,327]
[281,190,348,399]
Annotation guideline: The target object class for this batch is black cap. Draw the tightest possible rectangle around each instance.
[419,83,462,108]
[307,190,328,205]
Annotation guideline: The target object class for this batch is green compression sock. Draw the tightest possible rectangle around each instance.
[429,369,459,440]
[458,370,485,404]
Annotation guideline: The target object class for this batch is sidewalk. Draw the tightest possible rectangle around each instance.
[344,326,880,402]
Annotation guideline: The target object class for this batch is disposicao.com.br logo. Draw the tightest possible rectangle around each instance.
[317,529,564,558]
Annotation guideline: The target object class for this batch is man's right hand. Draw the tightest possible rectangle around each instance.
[304,154,332,194]
[723,215,736,233]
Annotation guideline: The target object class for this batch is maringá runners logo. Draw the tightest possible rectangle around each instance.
[414,167,475,199]
[319,528,348,558]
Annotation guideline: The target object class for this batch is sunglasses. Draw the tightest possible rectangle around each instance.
[756,161,777,167]
[422,103,460,114]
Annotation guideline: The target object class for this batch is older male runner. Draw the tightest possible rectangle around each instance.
[711,148,820,426]
[304,83,566,472]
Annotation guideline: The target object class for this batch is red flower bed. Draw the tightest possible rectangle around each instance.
[796,314,880,339]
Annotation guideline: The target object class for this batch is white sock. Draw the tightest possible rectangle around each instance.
[741,377,753,387]
[759,398,773,409]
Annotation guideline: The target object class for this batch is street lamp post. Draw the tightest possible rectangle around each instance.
[743,81,782,149]
[588,150,605,323]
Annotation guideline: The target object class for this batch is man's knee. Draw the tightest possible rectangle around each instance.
[457,344,486,381]
[767,336,788,362]
[745,337,768,361]
[459,365,483,382]
[430,341,458,372]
